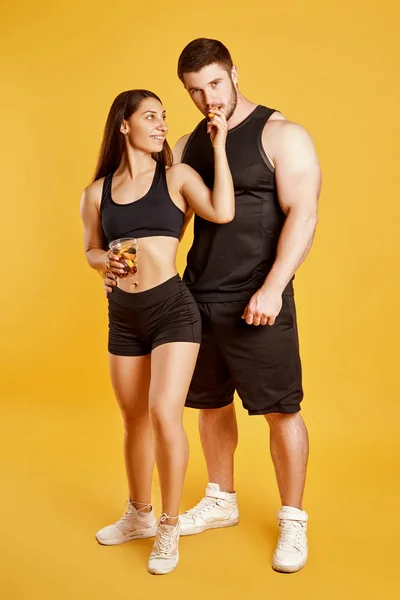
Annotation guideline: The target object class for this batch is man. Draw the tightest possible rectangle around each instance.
[105,38,321,573]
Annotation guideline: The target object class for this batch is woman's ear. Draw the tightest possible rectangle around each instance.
[120,120,129,135]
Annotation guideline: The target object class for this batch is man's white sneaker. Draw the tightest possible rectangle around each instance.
[95,501,157,545]
[272,506,308,573]
[179,483,239,536]
[147,515,180,575]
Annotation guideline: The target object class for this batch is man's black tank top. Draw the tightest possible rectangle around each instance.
[182,105,294,302]
[100,160,185,245]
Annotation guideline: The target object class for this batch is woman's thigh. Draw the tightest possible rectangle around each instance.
[149,342,200,415]
[109,353,151,419]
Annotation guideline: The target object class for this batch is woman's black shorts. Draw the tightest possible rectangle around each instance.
[108,274,201,356]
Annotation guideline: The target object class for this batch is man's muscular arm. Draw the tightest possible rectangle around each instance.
[264,121,321,292]
[242,121,321,326]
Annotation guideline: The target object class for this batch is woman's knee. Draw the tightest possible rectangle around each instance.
[149,403,182,432]
[121,407,150,431]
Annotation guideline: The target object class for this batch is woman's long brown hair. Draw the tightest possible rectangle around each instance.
[93,89,173,182]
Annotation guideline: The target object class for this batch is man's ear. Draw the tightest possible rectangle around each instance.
[231,65,238,86]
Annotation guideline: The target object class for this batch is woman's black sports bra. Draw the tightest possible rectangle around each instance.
[100,161,185,244]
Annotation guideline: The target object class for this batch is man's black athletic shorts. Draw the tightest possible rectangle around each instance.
[185,294,303,415]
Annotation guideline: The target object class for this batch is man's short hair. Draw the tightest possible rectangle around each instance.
[177,38,233,82]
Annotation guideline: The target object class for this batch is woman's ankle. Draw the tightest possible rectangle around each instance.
[160,512,179,526]
[130,499,152,513]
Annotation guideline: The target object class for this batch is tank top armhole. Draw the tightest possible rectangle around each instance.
[257,108,278,174]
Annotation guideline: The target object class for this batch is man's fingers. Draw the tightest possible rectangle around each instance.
[245,312,254,325]
[248,313,277,326]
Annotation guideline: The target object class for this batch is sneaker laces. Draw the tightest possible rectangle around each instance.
[183,496,220,520]
[115,500,151,532]
[153,514,179,556]
[277,519,306,552]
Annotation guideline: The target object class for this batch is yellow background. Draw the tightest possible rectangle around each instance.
[1,0,399,598]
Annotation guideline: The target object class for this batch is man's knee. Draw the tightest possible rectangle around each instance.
[200,403,235,423]
[264,411,303,428]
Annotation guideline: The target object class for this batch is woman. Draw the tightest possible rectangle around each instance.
[80,89,234,575]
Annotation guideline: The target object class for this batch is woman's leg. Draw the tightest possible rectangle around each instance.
[109,353,154,507]
[148,342,200,524]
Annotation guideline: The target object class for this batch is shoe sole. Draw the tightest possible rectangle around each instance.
[96,529,157,546]
[148,555,179,575]
[180,518,239,536]
[272,559,307,573]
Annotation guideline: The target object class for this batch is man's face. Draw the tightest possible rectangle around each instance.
[182,63,238,121]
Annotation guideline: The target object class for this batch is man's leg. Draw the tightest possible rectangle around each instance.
[207,296,309,572]
[180,406,239,536]
[265,412,308,509]
[180,403,240,534]
[267,413,309,573]
[180,303,240,535]
[199,403,238,493]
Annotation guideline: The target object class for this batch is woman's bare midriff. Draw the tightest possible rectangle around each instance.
[116,236,180,293]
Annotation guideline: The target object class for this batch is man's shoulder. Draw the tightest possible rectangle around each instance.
[265,108,287,123]
[172,134,191,164]
[173,119,207,163]
[262,114,319,174]
[261,110,316,166]
[259,107,289,141]
[263,116,313,150]
[264,111,308,137]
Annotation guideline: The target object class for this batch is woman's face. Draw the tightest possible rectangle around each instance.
[122,97,168,153]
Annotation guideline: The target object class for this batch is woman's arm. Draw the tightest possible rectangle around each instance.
[80,181,122,276]
[176,111,235,224]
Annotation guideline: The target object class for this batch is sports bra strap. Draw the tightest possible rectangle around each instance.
[100,172,113,211]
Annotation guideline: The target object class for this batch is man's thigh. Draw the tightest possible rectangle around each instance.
[185,302,235,410]
[211,296,303,415]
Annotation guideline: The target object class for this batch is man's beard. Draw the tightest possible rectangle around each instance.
[225,81,238,121]
[208,80,238,121]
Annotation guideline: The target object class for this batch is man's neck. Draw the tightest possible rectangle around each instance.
[227,94,258,130]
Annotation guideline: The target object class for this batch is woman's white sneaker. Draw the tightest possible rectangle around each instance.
[179,483,239,536]
[272,506,308,573]
[95,501,157,545]
[147,515,180,575]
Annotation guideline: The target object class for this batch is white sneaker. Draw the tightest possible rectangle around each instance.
[272,506,308,573]
[180,483,239,536]
[95,501,157,545]
[147,515,180,575]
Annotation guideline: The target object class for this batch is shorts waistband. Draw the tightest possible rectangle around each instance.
[110,274,182,309]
